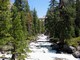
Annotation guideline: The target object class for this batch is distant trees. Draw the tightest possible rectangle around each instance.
[32,9,45,35]
[32,9,38,35]
[39,18,45,34]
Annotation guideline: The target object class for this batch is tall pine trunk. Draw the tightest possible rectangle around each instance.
[59,0,64,49]
[75,0,80,37]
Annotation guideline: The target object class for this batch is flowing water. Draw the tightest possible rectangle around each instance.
[26,34,79,60]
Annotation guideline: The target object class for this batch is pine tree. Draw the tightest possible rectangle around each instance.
[40,20,45,33]
[37,19,40,33]
[23,0,34,36]
[45,0,59,38]
[32,9,38,35]
[11,0,27,59]
[75,0,80,37]
[0,0,12,46]
[45,0,75,46]
[21,0,29,36]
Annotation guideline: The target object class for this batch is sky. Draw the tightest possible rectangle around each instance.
[28,0,50,18]
[10,0,50,18]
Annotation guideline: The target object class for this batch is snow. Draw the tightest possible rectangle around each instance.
[37,34,49,42]
[0,53,12,60]
[0,53,12,58]
[27,53,78,60]
[0,58,10,60]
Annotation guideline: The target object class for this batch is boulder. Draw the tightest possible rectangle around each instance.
[77,46,80,51]
[63,45,73,53]
[51,43,59,50]
[73,51,80,58]
[69,46,76,53]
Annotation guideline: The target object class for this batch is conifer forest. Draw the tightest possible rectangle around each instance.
[0,0,80,60]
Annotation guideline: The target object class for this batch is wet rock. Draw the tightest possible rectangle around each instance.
[77,46,80,51]
[69,46,76,53]
[73,51,80,58]
[51,43,59,50]
[62,45,73,54]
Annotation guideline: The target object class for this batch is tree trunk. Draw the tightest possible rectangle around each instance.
[11,54,15,60]
[2,58,5,60]
[59,0,64,50]
[59,0,64,9]
[11,45,16,60]
[59,32,65,51]
[75,0,80,37]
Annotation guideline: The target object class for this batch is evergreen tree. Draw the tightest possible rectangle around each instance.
[40,20,45,33]
[45,0,75,46]
[23,0,34,36]
[75,0,80,37]
[37,19,41,33]
[45,0,59,38]
[26,11,33,36]
[11,0,27,59]
[0,0,12,46]
[22,0,30,36]
[32,9,38,35]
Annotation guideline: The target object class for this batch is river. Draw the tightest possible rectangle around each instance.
[26,34,79,60]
